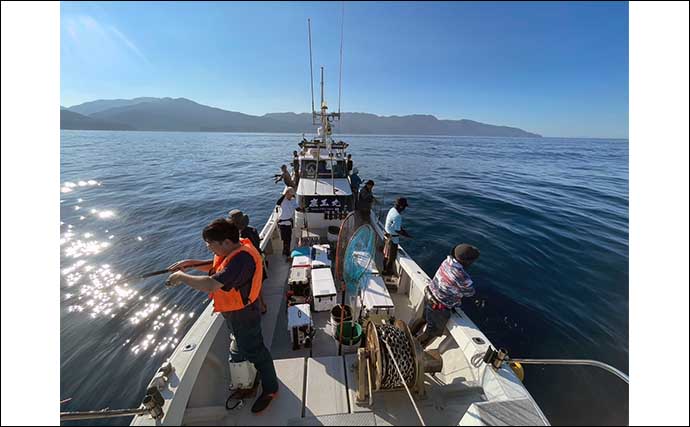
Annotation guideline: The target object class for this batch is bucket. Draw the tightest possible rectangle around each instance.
[329,304,353,325]
[335,321,363,346]
[327,226,340,244]
[326,304,352,336]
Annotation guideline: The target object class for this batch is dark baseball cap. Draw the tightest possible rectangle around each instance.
[453,244,480,263]
[395,197,409,208]
[227,209,249,228]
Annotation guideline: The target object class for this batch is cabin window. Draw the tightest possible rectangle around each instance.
[301,160,347,179]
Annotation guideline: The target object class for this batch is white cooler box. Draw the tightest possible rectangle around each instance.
[361,275,395,318]
[287,303,313,350]
[292,255,312,268]
[311,244,331,269]
[311,268,337,312]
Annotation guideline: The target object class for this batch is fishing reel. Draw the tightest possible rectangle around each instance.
[482,346,509,369]
[141,386,165,420]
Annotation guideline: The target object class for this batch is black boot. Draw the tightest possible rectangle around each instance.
[409,317,426,336]
[251,390,278,413]
[416,330,437,349]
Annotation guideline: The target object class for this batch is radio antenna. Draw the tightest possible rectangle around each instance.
[308,19,316,125]
[338,1,344,119]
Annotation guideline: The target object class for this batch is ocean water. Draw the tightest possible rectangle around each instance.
[60,130,628,425]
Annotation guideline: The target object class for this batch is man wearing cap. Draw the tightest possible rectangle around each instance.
[228,209,268,314]
[357,180,376,223]
[410,244,480,347]
[382,197,411,276]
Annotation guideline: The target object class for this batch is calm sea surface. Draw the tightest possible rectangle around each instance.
[60,130,628,425]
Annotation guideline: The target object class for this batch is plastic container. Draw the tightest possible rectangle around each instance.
[329,304,353,325]
[291,247,310,258]
[311,244,331,269]
[326,304,353,336]
[311,268,337,312]
[334,321,363,353]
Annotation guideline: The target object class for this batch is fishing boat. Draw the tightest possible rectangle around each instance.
[121,65,557,425]
[61,20,628,427]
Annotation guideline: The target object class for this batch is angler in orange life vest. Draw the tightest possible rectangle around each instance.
[166,218,279,413]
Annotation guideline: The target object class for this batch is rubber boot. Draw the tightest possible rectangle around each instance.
[409,317,426,337]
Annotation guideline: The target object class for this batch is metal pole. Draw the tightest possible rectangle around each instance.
[331,152,335,195]
[338,1,344,117]
[308,19,316,125]
[314,142,320,195]
[60,407,148,421]
[508,358,629,384]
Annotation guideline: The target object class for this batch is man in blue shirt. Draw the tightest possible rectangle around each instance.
[350,168,362,209]
[382,197,411,276]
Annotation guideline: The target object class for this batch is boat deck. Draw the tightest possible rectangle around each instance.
[181,231,487,425]
[183,354,486,426]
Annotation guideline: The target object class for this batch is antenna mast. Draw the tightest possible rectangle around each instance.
[308,19,316,125]
[338,1,344,118]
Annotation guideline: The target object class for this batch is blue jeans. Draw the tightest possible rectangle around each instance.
[224,311,279,394]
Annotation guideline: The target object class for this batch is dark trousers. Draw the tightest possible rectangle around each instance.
[279,224,292,256]
[351,188,359,209]
[356,209,371,225]
[382,237,398,275]
[225,313,279,394]
[409,296,451,348]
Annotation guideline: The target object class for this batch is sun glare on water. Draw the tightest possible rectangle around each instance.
[61,178,196,358]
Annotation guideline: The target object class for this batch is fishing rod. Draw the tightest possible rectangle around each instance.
[113,261,212,286]
[60,386,166,421]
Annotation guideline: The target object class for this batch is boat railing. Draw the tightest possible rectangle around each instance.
[259,209,279,253]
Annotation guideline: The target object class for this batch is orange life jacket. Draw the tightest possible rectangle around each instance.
[209,238,263,313]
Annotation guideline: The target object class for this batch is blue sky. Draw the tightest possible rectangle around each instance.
[60,1,629,138]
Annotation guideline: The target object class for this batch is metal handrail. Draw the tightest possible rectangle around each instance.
[508,357,629,384]
[60,407,148,421]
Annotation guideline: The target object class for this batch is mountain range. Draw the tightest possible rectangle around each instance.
[60,97,541,137]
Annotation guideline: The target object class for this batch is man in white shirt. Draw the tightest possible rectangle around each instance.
[383,197,411,276]
[276,187,298,261]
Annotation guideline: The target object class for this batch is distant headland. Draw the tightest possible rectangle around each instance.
[61,97,541,137]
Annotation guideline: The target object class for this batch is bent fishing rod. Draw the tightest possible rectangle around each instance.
[113,261,212,286]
